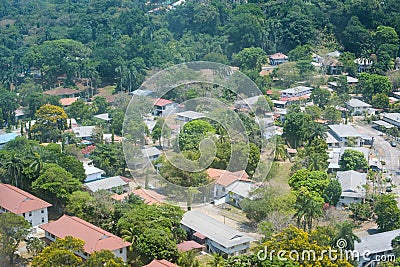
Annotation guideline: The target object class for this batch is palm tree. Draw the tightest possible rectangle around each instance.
[29,150,44,179]
[305,123,327,144]
[5,155,24,187]
[121,227,137,251]
[274,143,287,161]
[210,253,225,267]
[332,221,360,250]
[294,191,323,231]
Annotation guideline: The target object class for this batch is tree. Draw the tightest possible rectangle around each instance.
[349,202,373,222]
[31,236,84,267]
[323,106,342,124]
[4,154,24,188]
[136,228,179,262]
[339,149,368,171]
[294,188,323,231]
[342,16,371,56]
[288,169,329,196]
[67,100,93,123]
[32,163,82,208]
[358,73,392,102]
[58,155,86,182]
[31,104,68,142]
[332,221,360,250]
[0,87,18,127]
[271,62,301,88]
[339,52,358,77]
[283,106,312,148]
[0,212,30,264]
[374,194,400,232]
[305,105,322,120]
[92,96,108,115]
[322,179,342,206]
[26,237,46,256]
[152,118,171,146]
[371,93,389,109]
[233,47,267,71]
[178,120,215,152]
[177,250,200,267]
[85,250,125,267]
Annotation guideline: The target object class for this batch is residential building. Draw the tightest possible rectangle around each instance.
[382,113,400,128]
[60,97,78,108]
[84,176,130,193]
[181,211,253,257]
[0,184,52,227]
[326,59,343,75]
[206,168,251,199]
[328,147,370,173]
[346,99,372,115]
[234,96,262,110]
[279,86,313,99]
[83,163,105,182]
[153,98,177,116]
[269,52,288,66]
[73,126,96,139]
[336,170,367,207]
[224,180,256,207]
[40,215,130,262]
[177,240,205,253]
[43,87,83,98]
[355,58,373,73]
[143,259,179,267]
[176,111,205,122]
[112,188,165,205]
[129,89,154,96]
[0,132,17,148]
[327,125,364,147]
[130,147,162,169]
[94,113,112,123]
[355,229,400,267]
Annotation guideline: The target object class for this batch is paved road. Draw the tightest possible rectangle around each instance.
[354,124,400,200]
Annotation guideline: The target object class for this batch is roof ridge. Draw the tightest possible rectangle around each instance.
[67,215,114,238]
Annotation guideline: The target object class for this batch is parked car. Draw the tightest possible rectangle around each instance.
[386,186,393,192]
[390,141,397,147]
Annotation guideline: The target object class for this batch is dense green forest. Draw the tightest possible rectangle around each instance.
[0,0,399,92]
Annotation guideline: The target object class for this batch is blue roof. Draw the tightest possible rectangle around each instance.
[0,133,17,144]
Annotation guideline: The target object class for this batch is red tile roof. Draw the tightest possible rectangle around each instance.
[59,97,79,106]
[40,215,130,254]
[269,52,288,60]
[154,98,174,107]
[132,188,165,205]
[144,259,180,267]
[177,240,205,252]
[0,184,52,214]
[44,88,83,96]
[193,231,206,240]
[206,168,251,187]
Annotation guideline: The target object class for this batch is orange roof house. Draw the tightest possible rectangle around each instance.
[0,184,52,226]
[144,259,180,267]
[40,215,131,261]
[206,168,251,187]
[60,97,79,107]
[44,87,83,97]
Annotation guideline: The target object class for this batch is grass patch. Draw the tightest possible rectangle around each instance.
[268,161,293,193]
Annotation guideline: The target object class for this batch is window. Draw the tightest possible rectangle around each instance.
[41,209,44,213]
[222,187,225,192]
[29,212,32,217]
[42,218,45,223]
[119,248,123,254]
[22,213,25,217]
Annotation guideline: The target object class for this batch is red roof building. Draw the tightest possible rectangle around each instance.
[177,240,205,252]
[0,184,52,227]
[143,259,180,267]
[40,215,131,262]
[206,168,251,187]
[154,98,174,107]
[43,87,83,97]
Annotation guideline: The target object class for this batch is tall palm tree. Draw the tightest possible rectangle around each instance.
[294,192,323,231]
[332,221,360,250]
[29,150,44,179]
[274,143,287,161]
[121,227,137,251]
[5,155,24,187]
[305,123,327,144]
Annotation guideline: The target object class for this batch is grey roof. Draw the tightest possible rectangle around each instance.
[279,86,313,95]
[340,147,370,161]
[372,120,394,128]
[94,113,111,121]
[347,99,371,108]
[347,76,358,83]
[336,170,367,198]
[226,181,256,198]
[326,131,339,144]
[328,147,370,170]
[383,113,400,123]
[181,211,254,248]
[83,164,105,176]
[73,126,96,138]
[328,125,362,138]
[355,229,400,255]
[130,89,153,96]
[234,96,262,107]
[176,111,205,120]
[141,147,161,158]
[84,176,127,192]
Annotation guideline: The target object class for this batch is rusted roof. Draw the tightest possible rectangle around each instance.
[177,240,205,252]
[44,88,83,96]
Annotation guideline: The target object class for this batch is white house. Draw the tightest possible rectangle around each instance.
[355,229,400,267]
[328,147,370,173]
[279,86,313,99]
[176,111,205,122]
[84,176,130,193]
[181,211,253,257]
[83,163,105,182]
[346,99,372,115]
[40,215,131,262]
[0,184,52,227]
[336,170,367,207]
[382,113,400,128]
[153,98,177,116]
[327,125,364,147]
[269,52,288,66]
[73,126,96,139]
